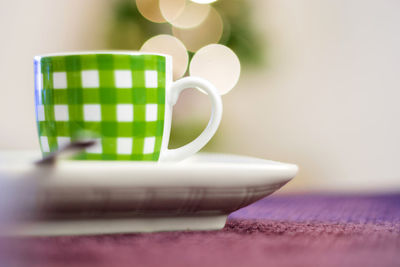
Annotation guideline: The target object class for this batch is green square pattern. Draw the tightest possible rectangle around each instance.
[34,54,166,161]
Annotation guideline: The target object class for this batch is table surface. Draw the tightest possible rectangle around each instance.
[2,193,400,267]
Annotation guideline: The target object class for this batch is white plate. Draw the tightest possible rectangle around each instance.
[0,151,298,235]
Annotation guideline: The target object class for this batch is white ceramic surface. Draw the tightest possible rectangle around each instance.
[0,151,298,235]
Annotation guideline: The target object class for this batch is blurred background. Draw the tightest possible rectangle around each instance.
[0,0,400,192]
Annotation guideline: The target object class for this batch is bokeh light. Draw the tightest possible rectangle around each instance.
[159,0,186,22]
[136,0,166,23]
[172,7,223,52]
[135,0,242,93]
[169,1,210,29]
[141,34,189,80]
[190,0,218,3]
[190,44,241,95]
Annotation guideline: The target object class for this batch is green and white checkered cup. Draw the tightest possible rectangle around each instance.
[34,51,222,161]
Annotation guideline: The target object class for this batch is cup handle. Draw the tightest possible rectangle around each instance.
[160,76,223,161]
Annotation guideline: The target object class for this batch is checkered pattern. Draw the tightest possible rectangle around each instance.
[34,54,166,161]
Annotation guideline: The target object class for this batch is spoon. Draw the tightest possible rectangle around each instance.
[35,139,96,166]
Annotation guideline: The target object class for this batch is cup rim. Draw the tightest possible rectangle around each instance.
[34,50,172,60]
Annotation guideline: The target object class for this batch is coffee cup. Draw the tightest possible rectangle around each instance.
[34,51,222,161]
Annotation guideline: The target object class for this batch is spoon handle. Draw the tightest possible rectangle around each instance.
[35,139,96,166]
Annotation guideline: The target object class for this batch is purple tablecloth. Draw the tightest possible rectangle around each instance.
[2,194,400,267]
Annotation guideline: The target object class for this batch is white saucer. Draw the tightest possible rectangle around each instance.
[0,151,298,235]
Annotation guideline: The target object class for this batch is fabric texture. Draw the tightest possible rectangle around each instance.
[2,194,400,267]
[34,53,166,161]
